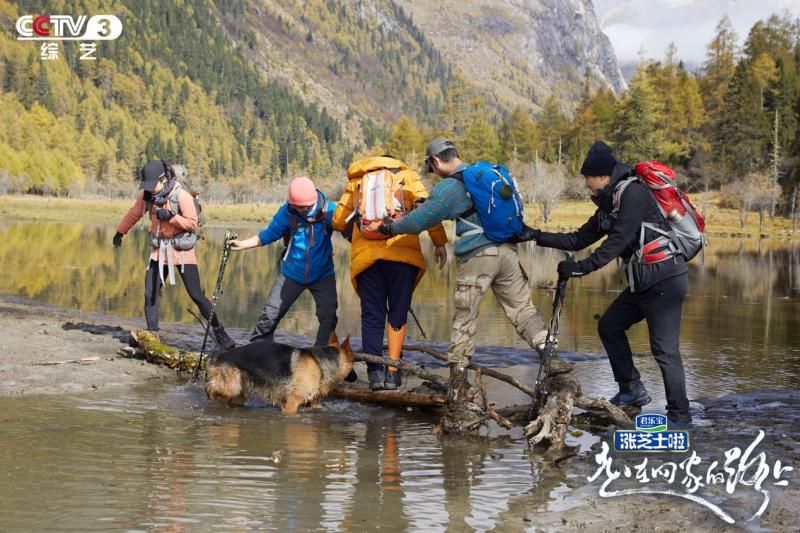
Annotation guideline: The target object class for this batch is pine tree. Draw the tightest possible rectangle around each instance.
[499,107,538,163]
[384,116,424,164]
[715,60,769,178]
[611,78,661,163]
[701,17,738,120]
[459,120,501,163]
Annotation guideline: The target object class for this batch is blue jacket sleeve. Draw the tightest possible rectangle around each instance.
[392,178,471,235]
[258,204,291,245]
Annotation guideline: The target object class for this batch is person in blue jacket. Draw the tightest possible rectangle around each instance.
[230,176,340,348]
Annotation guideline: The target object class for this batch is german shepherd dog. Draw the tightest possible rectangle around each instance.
[205,333,354,414]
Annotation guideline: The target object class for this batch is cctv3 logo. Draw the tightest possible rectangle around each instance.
[16,15,122,40]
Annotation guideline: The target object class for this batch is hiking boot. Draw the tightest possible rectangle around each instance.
[668,413,694,430]
[610,383,652,408]
[368,367,385,391]
[344,369,358,383]
[211,323,236,351]
[384,369,402,390]
[668,419,694,430]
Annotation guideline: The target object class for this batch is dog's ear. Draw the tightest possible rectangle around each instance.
[328,331,339,346]
[341,335,351,351]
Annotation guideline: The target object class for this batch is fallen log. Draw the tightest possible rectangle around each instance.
[331,384,446,410]
[128,330,203,373]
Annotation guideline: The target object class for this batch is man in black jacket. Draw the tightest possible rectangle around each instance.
[520,141,692,428]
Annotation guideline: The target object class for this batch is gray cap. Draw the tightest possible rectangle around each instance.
[139,160,168,192]
[424,138,456,172]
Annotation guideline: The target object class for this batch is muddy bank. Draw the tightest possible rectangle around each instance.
[0,296,238,396]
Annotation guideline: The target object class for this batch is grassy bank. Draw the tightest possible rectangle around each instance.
[1,193,798,238]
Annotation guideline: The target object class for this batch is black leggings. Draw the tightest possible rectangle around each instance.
[143,260,218,331]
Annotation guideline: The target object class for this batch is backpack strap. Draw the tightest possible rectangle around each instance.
[446,171,478,220]
[611,177,639,218]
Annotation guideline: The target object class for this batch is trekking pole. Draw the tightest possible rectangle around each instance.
[409,307,428,340]
[192,230,237,382]
[529,252,574,419]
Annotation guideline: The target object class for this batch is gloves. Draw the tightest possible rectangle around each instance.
[112,232,124,247]
[377,216,396,237]
[511,224,541,244]
[557,259,589,279]
[156,208,174,221]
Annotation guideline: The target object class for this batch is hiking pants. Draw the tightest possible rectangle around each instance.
[357,260,419,371]
[251,272,338,346]
[448,244,548,367]
[144,260,220,331]
[598,272,690,423]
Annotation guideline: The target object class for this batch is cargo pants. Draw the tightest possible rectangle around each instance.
[447,244,548,367]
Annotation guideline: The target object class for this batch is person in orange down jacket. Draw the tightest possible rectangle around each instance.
[333,155,448,390]
[113,160,236,350]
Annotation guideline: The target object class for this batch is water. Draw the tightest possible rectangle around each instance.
[0,384,555,531]
[1,221,799,399]
[1,221,800,530]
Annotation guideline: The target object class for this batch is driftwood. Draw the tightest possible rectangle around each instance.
[124,329,628,455]
[331,384,446,409]
[32,356,101,366]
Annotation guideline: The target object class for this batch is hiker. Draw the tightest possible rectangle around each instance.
[333,155,448,391]
[229,176,342,351]
[113,160,236,350]
[517,141,694,428]
[372,140,550,400]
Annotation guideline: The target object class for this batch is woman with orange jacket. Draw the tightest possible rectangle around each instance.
[333,156,448,390]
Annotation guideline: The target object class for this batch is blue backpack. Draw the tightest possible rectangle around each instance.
[454,161,524,242]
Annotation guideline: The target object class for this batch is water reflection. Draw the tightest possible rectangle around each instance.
[0,385,550,531]
[1,221,799,397]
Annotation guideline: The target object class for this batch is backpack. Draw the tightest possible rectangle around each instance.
[144,163,205,237]
[171,164,205,231]
[612,160,706,264]
[454,162,524,242]
[354,168,409,240]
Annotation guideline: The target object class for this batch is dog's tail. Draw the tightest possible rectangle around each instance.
[205,363,243,400]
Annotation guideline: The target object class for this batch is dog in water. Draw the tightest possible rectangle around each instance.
[205,332,354,414]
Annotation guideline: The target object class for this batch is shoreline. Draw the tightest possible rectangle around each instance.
[2,193,799,240]
[1,295,798,529]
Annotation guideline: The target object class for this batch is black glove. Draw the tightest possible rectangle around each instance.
[511,224,541,244]
[156,208,174,221]
[377,216,396,237]
[557,259,589,279]
[112,232,124,247]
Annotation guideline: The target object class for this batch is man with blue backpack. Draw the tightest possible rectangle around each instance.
[374,138,549,401]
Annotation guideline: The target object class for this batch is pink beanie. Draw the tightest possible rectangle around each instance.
[287,176,317,206]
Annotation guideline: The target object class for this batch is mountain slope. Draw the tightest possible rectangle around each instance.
[396,0,626,110]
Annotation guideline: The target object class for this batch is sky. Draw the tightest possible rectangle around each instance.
[593,0,800,68]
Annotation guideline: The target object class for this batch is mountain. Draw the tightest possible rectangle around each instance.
[395,0,626,109]
[221,0,626,133]
[0,0,625,196]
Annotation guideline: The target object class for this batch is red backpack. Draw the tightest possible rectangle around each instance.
[613,161,707,264]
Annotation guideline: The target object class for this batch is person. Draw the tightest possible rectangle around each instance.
[229,176,341,350]
[375,140,550,399]
[518,140,692,428]
[114,160,236,350]
[332,155,448,391]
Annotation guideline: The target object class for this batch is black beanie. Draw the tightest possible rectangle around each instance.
[580,141,617,177]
